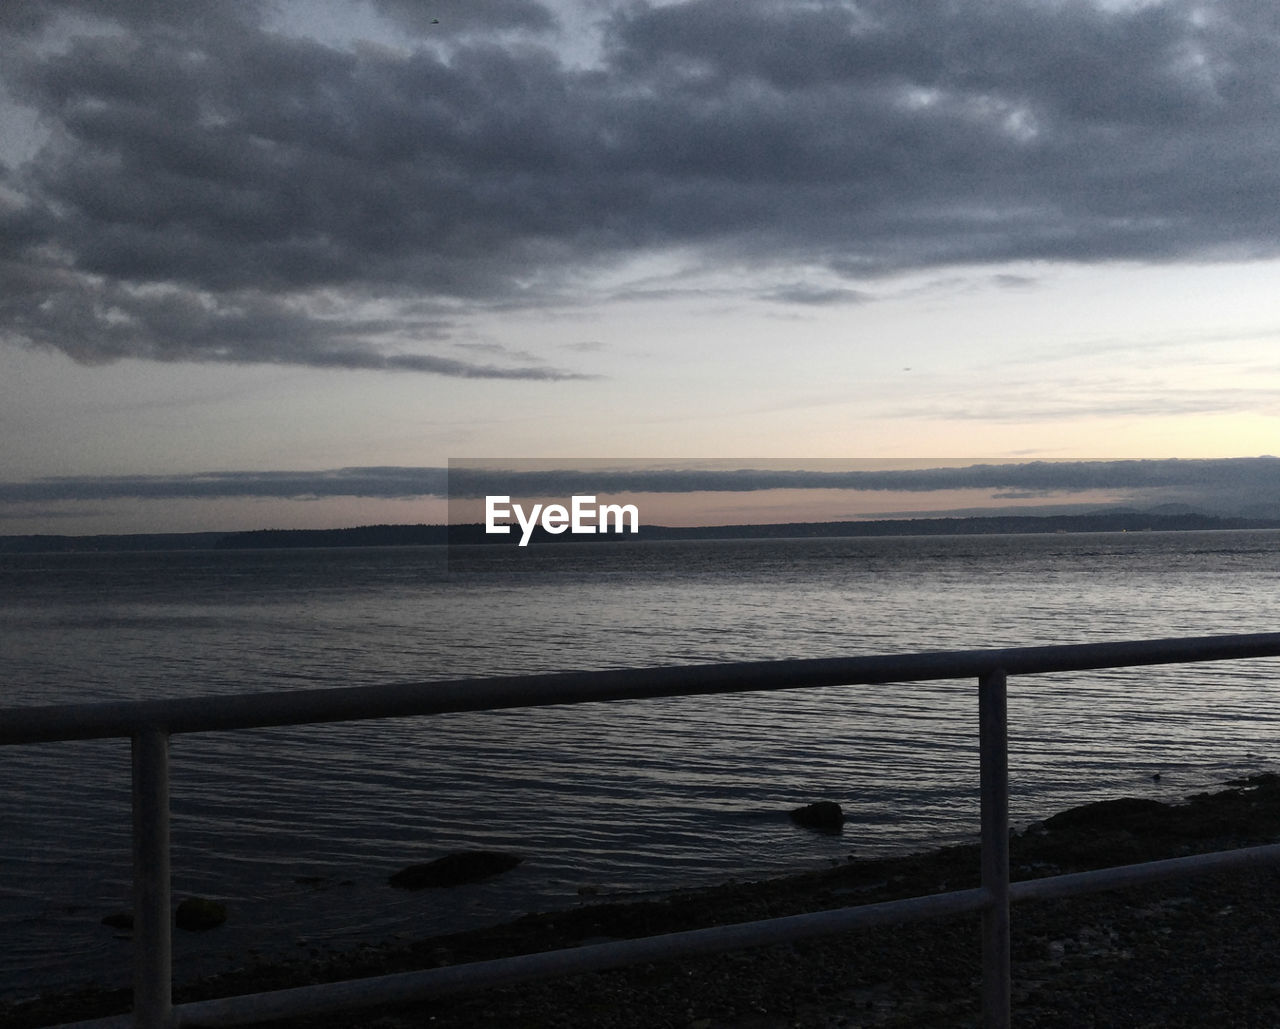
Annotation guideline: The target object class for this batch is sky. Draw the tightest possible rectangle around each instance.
[1,0,1279,534]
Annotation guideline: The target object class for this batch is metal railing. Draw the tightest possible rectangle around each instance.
[5,631,1280,1029]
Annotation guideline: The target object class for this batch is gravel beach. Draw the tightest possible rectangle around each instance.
[9,775,1280,1029]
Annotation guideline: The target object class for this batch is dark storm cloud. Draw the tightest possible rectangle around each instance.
[3,0,1279,370]
[0,261,588,377]
[0,0,257,35]
[3,458,1277,508]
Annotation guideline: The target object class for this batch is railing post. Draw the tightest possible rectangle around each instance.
[132,726,173,1029]
[979,668,1010,1029]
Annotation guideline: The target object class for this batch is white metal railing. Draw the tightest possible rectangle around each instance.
[5,631,1280,1029]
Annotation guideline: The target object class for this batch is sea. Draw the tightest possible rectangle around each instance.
[2,529,1280,1000]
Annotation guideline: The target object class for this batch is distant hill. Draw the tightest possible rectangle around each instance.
[2,510,1278,554]
[0,531,229,554]
[215,524,450,549]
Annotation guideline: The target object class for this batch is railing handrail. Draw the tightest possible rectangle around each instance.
[5,631,1280,744]
[8,630,1280,1028]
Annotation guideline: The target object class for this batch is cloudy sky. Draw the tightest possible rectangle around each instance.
[1,0,1278,533]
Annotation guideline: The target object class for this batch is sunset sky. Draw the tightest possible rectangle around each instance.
[2,0,1278,534]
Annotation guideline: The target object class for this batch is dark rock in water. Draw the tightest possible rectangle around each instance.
[389,851,522,889]
[1041,797,1170,834]
[102,911,133,930]
[175,897,227,931]
[790,801,844,834]
[1016,779,1280,867]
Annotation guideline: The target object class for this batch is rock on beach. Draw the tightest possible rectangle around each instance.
[389,851,523,889]
[175,897,227,931]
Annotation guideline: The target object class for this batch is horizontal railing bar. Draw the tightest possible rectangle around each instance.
[1010,840,1280,903]
[5,632,1280,745]
[51,1014,132,1029]
[151,889,997,1028]
[54,839,1280,1029]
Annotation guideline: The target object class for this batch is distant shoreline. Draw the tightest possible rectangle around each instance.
[3,512,1280,553]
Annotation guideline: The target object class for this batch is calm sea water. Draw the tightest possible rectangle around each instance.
[2,530,1279,998]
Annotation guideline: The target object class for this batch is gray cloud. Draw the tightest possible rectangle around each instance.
[447,458,1280,500]
[892,382,1280,422]
[372,0,557,36]
[0,467,449,503]
[3,0,1280,371]
[991,274,1036,290]
[762,285,868,306]
[0,506,107,521]
[7,458,1276,506]
[0,264,589,378]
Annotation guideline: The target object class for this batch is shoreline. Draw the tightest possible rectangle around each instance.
[7,775,1280,1028]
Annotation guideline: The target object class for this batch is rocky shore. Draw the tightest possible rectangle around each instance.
[8,775,1280,1028]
